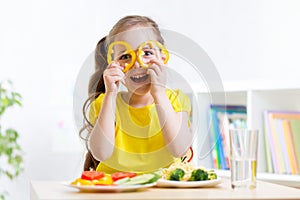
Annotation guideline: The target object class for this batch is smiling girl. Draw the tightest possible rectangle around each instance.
[81,15,193,174]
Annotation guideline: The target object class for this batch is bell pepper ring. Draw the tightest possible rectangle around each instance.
[107,41,136,73]
[137,40,170,68]
[107,40,170,72]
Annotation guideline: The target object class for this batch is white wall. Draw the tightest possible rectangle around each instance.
[1,0,300,199]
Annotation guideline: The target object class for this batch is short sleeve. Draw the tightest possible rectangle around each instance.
[89,93,105,125]
[166,89,191,114]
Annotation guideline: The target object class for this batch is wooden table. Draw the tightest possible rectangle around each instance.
[30,177,300,200]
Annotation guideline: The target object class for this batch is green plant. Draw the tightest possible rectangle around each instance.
[0,80,23,200]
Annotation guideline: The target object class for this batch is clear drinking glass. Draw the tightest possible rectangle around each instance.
[229,129,259,189]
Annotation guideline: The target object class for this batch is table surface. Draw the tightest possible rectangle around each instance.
[30,177,300,200]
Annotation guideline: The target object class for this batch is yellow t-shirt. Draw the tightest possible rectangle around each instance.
[89,89,191,174]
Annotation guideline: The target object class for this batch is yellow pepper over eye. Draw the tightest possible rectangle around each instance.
[137,40,170,68]
[107,41,136,73]
[107,40,170,72]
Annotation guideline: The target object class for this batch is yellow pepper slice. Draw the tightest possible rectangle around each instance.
[71,178,93,186]
[107,40,170,72]
[71,174,113,186]
[137,40,170,68]
[107,41,136,73]
[92,174,114,185]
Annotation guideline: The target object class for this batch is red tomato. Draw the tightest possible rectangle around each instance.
[111,172,137,181]
[81,171,105,180]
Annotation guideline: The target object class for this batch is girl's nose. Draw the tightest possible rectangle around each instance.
[132,59,141,69]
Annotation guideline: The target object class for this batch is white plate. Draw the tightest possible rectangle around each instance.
[62,182,157,192]
[156,177,222,188]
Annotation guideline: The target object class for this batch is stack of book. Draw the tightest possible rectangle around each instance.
[263,110,300,174]
[209,105,247,170]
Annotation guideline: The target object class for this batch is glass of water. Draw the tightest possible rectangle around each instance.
[229,129,259,189]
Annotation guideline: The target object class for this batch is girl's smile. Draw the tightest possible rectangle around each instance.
[124,68,151,95]
[126,68,150,85]
[130,73,149,83]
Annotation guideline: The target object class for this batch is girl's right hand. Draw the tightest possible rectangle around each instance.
[103,63,125,93]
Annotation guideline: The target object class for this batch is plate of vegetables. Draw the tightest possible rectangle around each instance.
[156,162,221,188]
[63,171,160,192]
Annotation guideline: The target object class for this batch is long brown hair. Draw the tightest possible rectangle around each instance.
[80,15,164,170]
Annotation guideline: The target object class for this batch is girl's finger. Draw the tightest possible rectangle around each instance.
[147,65,160,76]
[107,68,124,76]
[147,68,157,82]
[149,58,164,66]
[149,59,165,71]
[109,75,124,83]
[107,62,125,71]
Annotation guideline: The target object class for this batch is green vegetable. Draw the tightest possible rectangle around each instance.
[113,177,130,185]
[189,169,209,181]
[147,172,161,183]
[207,170,218,180]
[169,168,185,181]
[122,174,155,185]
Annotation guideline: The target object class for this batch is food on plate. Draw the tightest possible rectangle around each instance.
[71,171,160,186]
[72,172,113,186]
[207,169,218,180]
[111,172,137,181]
[81,171,105,180]
[189,168,208,181]
[119,173,160,185]
[159,161,217,181]
[169,168,185,181]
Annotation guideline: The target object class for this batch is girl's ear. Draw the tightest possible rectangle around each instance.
[161,53,167,62]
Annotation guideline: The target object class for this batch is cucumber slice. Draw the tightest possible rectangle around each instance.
[122,174,155,185]
[113,177,130,185]
[147,172,161,183]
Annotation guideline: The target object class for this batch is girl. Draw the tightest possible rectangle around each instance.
[81,15,193,174]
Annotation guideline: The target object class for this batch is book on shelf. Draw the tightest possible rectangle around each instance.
[263,110,300,175]
[209,104,247,170]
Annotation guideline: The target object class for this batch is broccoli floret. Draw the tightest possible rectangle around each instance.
[189,168,209,181]
[207,170,218,180]
[208,173,217,180]
[169,168,185,181]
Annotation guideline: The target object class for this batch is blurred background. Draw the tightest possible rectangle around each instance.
[1,0,300,199]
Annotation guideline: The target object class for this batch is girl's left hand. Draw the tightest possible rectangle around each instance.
[147,58,167,97]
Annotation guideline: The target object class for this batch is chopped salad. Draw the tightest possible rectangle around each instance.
[158,161,217,181]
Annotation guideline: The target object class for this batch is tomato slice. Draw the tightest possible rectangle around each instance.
[111,172,137,181]
[81,171,105,180]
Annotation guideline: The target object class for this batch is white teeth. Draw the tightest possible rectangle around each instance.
[132,74,145,79]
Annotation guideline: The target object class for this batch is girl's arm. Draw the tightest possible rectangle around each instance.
[148,60,193,157]
[153,93,193,158]
[88,64,124,161]
[89,92,117,161]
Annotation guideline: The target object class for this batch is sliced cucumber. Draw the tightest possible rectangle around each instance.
[122,174,155,185]
[147,172,161,183]
[113,177,130,185]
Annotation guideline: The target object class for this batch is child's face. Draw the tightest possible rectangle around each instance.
[113,27,162,94]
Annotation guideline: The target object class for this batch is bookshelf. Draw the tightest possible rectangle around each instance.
[192,81,300,188]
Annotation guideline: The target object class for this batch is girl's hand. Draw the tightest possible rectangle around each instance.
[103,63,125,93]
[147,58,167,97]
